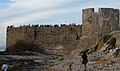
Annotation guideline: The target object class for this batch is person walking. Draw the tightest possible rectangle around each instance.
[1,64,8,71]
[82,52,88,71]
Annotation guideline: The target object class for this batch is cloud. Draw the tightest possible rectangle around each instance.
[0,0,76,26]
[0,0,82,27]
[10,0,73,9]
[0,0,120,48]
[1,0,120,26]
[1,7,82,26]
[0,0,74,16]
[0,0,78,48]
[82,0,120,9]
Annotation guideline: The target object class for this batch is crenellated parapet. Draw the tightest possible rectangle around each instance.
[7,23,79,29]
[6,23,82,53]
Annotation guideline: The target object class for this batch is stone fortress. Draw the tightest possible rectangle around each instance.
[82,8,119,36]
[6,8,120,54]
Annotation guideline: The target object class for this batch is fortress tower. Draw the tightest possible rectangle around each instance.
[6,8,120,53]
[82,8,119,36]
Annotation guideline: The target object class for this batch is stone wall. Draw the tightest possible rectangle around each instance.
[7,26,35,48]
[119,11,120,28]
[82,8,119,36]
[6,8,120,54]
[79,8,120,49]
[82,8,94,36]
[6,24,82,54]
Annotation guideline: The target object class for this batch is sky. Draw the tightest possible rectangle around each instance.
[0,0,120,50]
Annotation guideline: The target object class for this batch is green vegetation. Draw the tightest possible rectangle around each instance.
[94,44,98,52]
[103,35,111,42]
[84,48,89,53]
[107,37,116,47]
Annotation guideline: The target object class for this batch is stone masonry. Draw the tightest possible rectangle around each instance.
[6,8,120,53]
[6,24,81,54]
[82,8,119,36]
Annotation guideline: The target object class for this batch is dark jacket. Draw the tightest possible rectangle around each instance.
[82,52,88,62]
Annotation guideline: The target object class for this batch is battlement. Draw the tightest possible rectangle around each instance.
[82,8,119,13]
[6,23,82,53]
[7,23,80,29]
[98,8,119,12]
[82,8,94,12]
